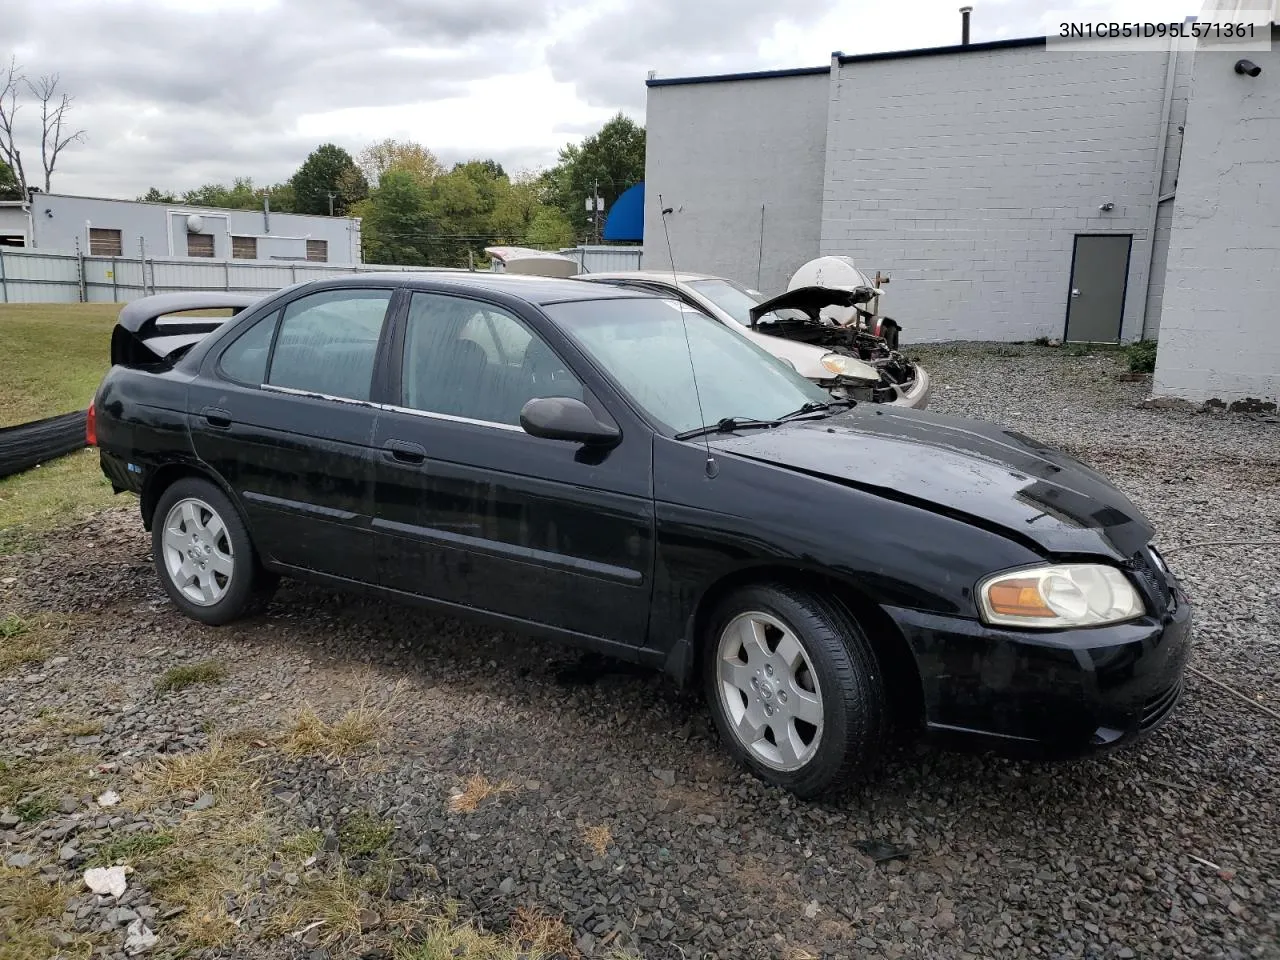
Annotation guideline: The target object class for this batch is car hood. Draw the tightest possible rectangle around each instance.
[710,406,1153,558]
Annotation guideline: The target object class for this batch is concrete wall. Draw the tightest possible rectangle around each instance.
[643,70,830,293]
[1154,33,1280,405]
[820,44,1185,342]
[24,193,361,263]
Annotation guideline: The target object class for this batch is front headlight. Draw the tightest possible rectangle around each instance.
[977,564,1145,628]
[819,353,876,381]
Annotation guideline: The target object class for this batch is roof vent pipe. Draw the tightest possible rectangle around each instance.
[960,6,972,45]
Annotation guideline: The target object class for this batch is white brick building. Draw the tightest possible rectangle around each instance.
[645,27,1279,406]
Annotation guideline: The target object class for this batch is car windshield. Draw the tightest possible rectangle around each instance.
[685,278,762,327]
[546,297,832,435]
[686,277,811,328]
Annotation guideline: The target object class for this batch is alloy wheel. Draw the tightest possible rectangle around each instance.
[160,497,234,606]
[716,611,824,771]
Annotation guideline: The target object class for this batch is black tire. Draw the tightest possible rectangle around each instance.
[702,583,888,798]
[151,478,273,626]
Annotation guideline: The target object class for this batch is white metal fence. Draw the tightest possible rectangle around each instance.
[0,245,646,304]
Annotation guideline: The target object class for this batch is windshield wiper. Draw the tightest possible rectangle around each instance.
[675,416,781,441]
[777,399,854,422]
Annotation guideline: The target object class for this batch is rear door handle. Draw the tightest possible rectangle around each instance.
[200,406,232,428]
[382,439,426,464]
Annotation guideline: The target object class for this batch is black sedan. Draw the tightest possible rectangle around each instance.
[89,274,1190,797]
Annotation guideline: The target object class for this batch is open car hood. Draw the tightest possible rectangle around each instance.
[710,406,1154,558]
[748,285,876,327]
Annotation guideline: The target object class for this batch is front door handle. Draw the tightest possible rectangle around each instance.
[382,439,426,464]
[200,406,232,428]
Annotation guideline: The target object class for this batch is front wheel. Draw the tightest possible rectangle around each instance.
[702,584,888,798]
[151,478,272,626]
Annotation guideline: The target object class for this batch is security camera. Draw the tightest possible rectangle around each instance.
[1235,59,1261,77]
[1099,201,1115,212]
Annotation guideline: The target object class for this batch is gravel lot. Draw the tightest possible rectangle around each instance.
[2,343,1278,960]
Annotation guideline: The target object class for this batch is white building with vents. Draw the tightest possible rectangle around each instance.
[643,21,1280,406]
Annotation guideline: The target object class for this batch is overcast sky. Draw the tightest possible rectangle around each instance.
[3,0,1180,198]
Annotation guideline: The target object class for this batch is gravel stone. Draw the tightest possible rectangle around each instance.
[1,344,1276,960]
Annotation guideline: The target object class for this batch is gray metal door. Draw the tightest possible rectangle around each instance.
[1064,234,1131,342]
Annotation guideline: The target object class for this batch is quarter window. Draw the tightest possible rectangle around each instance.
[266,289,392,401]
[218,311,279,385]
[401,292,583,425]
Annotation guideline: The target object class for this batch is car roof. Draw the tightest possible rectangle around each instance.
[581,270,726,284]
[318,270,657,306]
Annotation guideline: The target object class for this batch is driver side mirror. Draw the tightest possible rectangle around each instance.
[520,397,620,447]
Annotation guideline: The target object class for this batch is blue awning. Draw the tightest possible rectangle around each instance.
[602,182,644,242]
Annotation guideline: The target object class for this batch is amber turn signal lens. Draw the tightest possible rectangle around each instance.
[986,578,1056,618]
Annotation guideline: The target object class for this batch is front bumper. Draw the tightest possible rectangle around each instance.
[883,583,1191,758]
[890,364,931,410]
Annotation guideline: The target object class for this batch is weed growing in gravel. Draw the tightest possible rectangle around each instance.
[1126,339,1158,373]
[282,699,393,760]
[582,824,611,858]
[89,830,176,866]
[986,345,1022,358]
[155,659,228,692]
[448,774,516,814]
[0,613,47,673]
[339,811,395,857]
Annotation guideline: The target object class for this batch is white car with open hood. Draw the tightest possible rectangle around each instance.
[577,270,930,408]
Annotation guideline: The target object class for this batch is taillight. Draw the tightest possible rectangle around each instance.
[85,401,97,447]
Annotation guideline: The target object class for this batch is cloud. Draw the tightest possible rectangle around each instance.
[3,0,1136,198]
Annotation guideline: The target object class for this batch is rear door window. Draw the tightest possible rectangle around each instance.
[265,289,393,402]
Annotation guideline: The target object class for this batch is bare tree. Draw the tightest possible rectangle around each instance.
[27,73,85,192]
[0,57,27,198]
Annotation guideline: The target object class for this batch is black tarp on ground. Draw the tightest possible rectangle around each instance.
[0,411,88,478]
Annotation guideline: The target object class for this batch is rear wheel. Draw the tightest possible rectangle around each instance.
[703,584,888,798]
[151,478,273,625]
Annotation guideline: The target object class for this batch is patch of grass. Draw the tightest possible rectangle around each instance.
[139,736,249,798]
[0,303,117,428]
[61,719,105,738]
[0,751,99,823]
[90,830,176,866]
[1126,338,1158,373]
[0,866,89,959]
[278,829,324,862]
[448,775,516,814]
[1032,335,1052,346]
[0,614,46,674]
[156,659,228,693]
[0,303,120,553]
[395,904,578,960]
[282,700,391,761]
[0,612,82,674]
[339,812,394,858]
[1067,342,1094,357]
[582,824,611,858]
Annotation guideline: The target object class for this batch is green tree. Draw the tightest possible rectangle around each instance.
[290,143,367,216]
[360,169,431,265]
[2,160,22,199]
[264,181,296,213]
[525,206,575,249]
[357,139,442,188]
[137,186,177,203]
[545,113,645,241]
